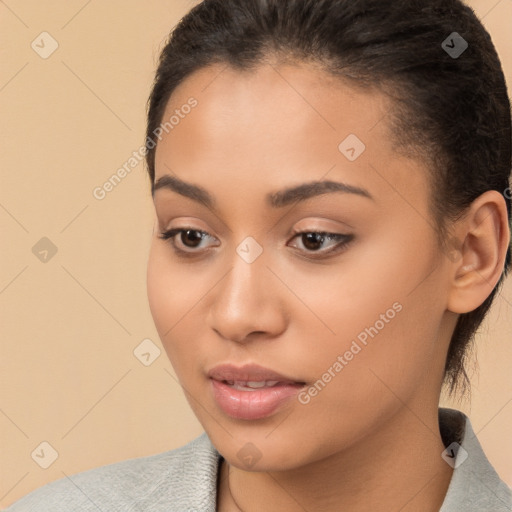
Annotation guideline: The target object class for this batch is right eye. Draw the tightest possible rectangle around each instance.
[158,228,219,256]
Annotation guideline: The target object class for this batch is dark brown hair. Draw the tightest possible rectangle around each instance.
[145,0,511,395]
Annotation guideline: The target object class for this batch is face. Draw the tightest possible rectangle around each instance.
[147,61,457,471]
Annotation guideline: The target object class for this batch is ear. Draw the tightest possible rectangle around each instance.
[446,190,510,314]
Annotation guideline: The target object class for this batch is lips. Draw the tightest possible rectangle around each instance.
[208,364,306,420]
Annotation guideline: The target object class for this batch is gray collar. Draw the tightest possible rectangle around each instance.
[439,407,512,511]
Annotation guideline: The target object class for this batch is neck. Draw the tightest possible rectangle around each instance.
[218,405,454,512]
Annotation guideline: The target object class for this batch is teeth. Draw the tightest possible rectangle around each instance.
[246,380,279,388]
[226,380,280,390]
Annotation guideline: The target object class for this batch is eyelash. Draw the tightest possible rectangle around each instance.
[158,227,354,259]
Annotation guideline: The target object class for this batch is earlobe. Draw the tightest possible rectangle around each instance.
[447,190,510,314]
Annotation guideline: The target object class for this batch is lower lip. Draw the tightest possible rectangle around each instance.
[210,379,303,420]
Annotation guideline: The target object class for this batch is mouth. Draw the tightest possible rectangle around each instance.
[208,363,306,420]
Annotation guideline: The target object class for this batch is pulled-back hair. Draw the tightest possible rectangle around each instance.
[145,0,511,395]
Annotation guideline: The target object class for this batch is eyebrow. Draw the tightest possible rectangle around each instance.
[152,174,373,209]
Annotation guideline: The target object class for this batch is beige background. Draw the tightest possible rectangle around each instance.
[0,0,511,507]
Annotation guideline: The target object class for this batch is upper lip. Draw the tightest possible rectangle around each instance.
[208,363,305,384]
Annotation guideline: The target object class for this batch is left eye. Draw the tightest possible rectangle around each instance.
[288,231,353,254]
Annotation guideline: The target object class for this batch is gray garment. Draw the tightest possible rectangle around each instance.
[5,408,511,511]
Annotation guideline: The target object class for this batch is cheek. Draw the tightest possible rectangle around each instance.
[292,230,445,398]
[147,240,175,336]
[147,241,201,368]
[283,243,423,347]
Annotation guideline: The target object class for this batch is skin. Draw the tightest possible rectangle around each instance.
[146,60,510,511]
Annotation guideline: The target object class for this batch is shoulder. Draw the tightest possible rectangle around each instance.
[4,432,221,512]
[439,407,512,512]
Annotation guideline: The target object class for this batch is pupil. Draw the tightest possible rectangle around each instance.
[182,230,203,247]
[303,233,324,251]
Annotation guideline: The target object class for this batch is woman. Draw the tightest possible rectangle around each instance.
[6,0,512,510]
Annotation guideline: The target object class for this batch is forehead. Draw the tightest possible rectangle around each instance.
[156,62,388,162]
[163,61,389,131]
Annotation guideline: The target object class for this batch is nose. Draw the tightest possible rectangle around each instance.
[206,250,287,344]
